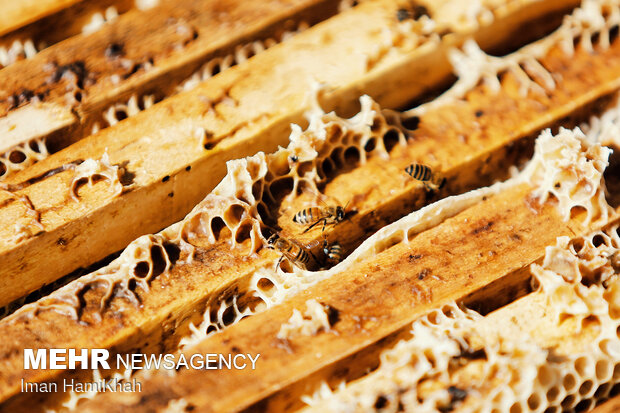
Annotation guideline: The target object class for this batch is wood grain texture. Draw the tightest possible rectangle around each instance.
[74,188,618,413]
[0,0,136,55]
[0,8,618,409]
[287,222,620,413]
[0,0,82,36]
[0,0,340,152]
[2,83,618,408]
[0,0,584,308]
[248,222,620,413]
[0,1,617,411]
[590,395,620,413]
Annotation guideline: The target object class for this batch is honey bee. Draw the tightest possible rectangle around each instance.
[404,163,446,190]
[293,203,348,233]
[322,239,342,267]
[396,4,429,21]
[267,233,316,270]
[396,8,410,21]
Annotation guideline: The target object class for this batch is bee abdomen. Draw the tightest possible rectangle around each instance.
[294,248,311,268]
[405,163,432,182]
[326,243,342,264]
[293,207,321,224]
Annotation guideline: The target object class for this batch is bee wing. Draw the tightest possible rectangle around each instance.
[315,193,332,208]
[288,238,319,262]
[302,218,325,233]
[297,184,324,205]
[305,239,321,249]
[303,186,342,208]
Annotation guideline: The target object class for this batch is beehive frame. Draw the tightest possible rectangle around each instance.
[0,0,619,412]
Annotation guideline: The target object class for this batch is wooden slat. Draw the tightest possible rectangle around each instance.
[0,0,137,61]
[2,20,620,408]
[0,2,614,411]
[251,216,620,413]
[591,395,620,412]
[0,0,582,308]
[74,189,619,412]
[0,0,341,156]
[0,0,82,36]
[290,222,620,413]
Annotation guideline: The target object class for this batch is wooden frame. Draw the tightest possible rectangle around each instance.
[0,0,619,412]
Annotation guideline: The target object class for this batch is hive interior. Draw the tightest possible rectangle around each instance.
[1,0,620,412]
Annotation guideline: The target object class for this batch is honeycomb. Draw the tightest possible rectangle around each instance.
[101,94,155,128]
[246,125,612,315]
[0,19,312,182]
[277,299,332,340]
[3,0,614,331]
[521,127,613,227]
[0,137,49,180]
[178,295,251,350]
[4,0,620,411]
[2,91,401,328]
[582,94,620,150]
[176,93,406,345]
[177,21,310,93]
[0,39,38,68]
[1,191,44,244]
[166,0,620,351]
[81,7,119,35]
[401,0,620,119]
[70,151,126,202]
[300,223,620,413]
[178,100,612,350]
[170,92,404,258]
[0,149,127,244]
[8,233,179,322]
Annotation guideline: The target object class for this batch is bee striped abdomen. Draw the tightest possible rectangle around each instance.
[293,207,321,224]
[297,248,310,265]
[324,241,342,266]
[269,234,314,270]
[405,163,445,190]
[327,243,342,264]
[405,163,431,182]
